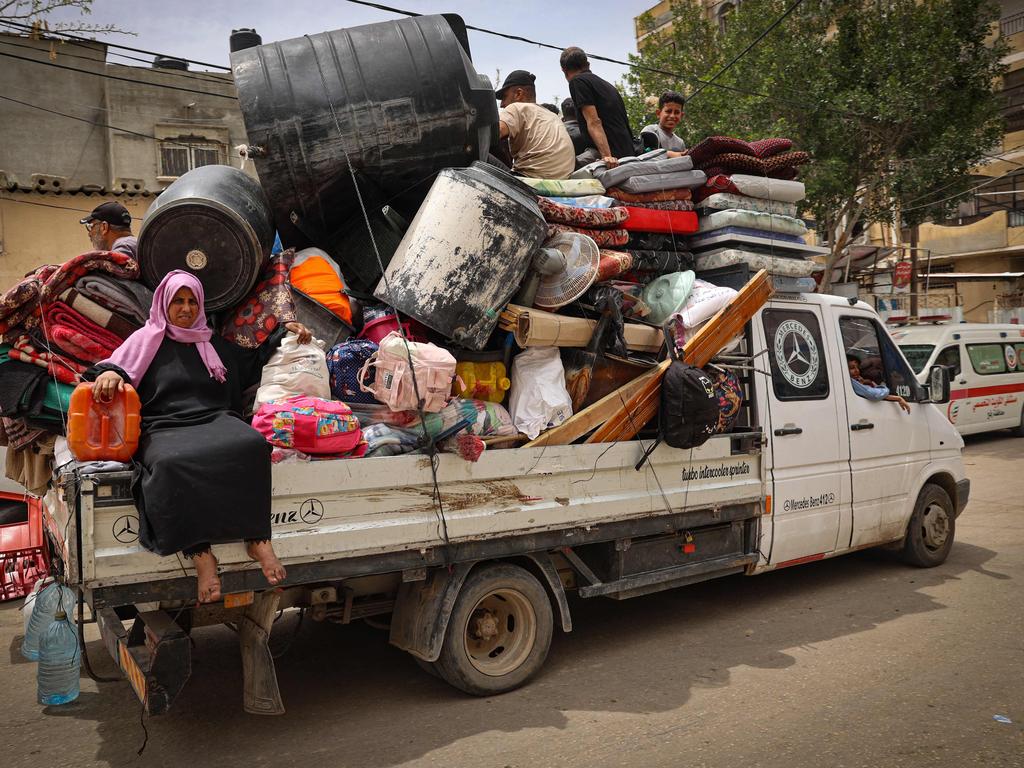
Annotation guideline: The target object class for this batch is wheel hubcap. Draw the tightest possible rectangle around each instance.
[921,503,949,550]
[464,588,537,677]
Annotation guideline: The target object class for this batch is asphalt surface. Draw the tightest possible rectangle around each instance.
[2,433,1021,768]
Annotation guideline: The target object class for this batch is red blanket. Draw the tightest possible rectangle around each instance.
[9,334,86,385]
[42,301,123,363]
[546,224,629,247]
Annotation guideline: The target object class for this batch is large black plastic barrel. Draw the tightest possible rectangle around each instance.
[138,165,273,311]
[230,14,498,291]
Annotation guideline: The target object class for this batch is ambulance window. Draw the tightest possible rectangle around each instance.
[966,344,1007,375]
[839,316,926,402]
[899,344,935,374]
[935,345,961,377]
[762,309,830,400]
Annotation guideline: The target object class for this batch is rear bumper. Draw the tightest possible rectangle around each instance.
[955,479,970,517]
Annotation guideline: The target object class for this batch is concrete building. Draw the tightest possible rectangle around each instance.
[635,0,739,47]
[0,31,250,289]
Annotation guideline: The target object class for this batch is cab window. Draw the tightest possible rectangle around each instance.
[935,345,961,377]
[839,316,926,402]
[966,344,1008,375]
[762,309,830,401]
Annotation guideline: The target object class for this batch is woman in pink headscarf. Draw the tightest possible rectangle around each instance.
[89,271,310,603]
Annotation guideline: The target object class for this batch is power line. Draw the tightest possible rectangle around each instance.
[0,194,145,219]
[0,35,233,86]
[340,0,865,120]
[902,169,1016,213]
[689,0,805,99]
[0,93,225,150]
[0,49,237,100]
[0,18,230,70]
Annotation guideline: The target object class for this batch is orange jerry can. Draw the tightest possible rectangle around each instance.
[67,383,142,462]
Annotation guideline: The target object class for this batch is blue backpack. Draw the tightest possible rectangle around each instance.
[326,339,381,404]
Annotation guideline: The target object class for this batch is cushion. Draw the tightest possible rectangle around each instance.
[614,199,694,211]
[688,136,756,165]
[697,209,807,237]
[606,186,693,203]
[546,224,629,247]
[537,196,629,229]
[617,170,707,195]
[729,174,806,202]
[593,154,695,188]
[748,138,793,158]
[688,227,806,246]
[221,249,298,348]
[696,192,799,218]
[695,247,823,277]
[621,207,699,235]
[522,178,606,196]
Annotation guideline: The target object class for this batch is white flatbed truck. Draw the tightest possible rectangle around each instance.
[43,292,969,715]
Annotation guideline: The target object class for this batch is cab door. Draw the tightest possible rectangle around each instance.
[757,303,849,566]
[838,312,932,545]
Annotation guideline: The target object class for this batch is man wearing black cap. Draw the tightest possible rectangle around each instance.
[80,202,137,258]
[496,70,575,180]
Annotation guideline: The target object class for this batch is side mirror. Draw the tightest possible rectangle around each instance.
[928,364,950,404]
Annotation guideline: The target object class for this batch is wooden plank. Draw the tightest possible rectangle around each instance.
[586,269,773,443]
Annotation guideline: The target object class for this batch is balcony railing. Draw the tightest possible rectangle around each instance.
[1002,11,1024,37]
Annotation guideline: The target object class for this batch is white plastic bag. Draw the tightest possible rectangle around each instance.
[255,333,331,404]
[508,347,573,440]
[677,280,737,342]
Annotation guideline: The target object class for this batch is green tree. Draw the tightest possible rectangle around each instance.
[626,0,1007,291]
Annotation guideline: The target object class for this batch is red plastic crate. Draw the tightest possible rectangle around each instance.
[0,492,48,601]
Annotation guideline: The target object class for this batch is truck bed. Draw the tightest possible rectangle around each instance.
[46,434,763,608]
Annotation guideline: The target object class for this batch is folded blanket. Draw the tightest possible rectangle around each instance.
[74,273,152,325]
[597,250,634,282]
[39,250,140,303]
[546,224,629,247]
[10,334,87,385]
[522,178,605,196]
[545,195,618,208]
[0,268,48,334]
[42,302,123,363]
[0,417,47,451]
[688,227,806,246]
[614,199,694,211]
[696,192,798,218]
[695,248,823,277]
[617,170,707,195]
[687,136,757,165]
[592,154,695,188]
[698,209,807,237]
[697,151,810,176]
[538,197,629,229]
[694,174,806,203]
[59,288,139,340]
[605,187,693,204]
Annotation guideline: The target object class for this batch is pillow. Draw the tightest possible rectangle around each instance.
[688,136,756,165]
[748,138,793,158]
[221,249,297,348]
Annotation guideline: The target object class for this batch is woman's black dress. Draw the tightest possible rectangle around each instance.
[93,333,279,556]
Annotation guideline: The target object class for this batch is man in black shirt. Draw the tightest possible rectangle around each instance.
[560,46,635,168]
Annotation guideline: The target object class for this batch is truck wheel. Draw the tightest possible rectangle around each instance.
[433,563,553,696]
[900,485,955,567]
[414,657,441,678]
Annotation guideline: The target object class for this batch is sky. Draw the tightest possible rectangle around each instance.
[42,0,659,108]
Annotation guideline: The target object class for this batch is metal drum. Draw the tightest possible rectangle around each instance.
[374,164,546,350]
[138,165,273,311]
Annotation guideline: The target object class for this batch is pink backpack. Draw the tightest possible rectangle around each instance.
[252,395,366,456]
[358,331,458,413]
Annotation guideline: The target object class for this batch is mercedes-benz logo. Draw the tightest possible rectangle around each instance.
[112,514,139,544]
[785,333,811,373]
[299,499,324,524]
[773,319,820,389]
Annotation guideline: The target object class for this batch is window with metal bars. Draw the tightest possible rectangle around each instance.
[158,139,225,179]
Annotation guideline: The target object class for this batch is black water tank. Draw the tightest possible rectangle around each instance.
[152,55,189,71]
[138,165,273,311]
[230,14,498,290]
[229,28,262,53]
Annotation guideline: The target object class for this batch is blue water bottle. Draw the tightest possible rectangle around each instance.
[37,609,80,705]
[22,582,77,661]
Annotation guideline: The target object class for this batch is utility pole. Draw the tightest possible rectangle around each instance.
[909,224,919,319]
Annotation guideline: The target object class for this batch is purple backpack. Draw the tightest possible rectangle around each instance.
[326,339,380,404]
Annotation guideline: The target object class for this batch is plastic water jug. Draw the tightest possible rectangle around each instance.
[454,361,511,403]
[67,383,141,462]
[37,610,80,706]
[22,581,77,661]
[22,576,53,640]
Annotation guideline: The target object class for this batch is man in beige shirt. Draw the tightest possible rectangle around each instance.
[496,70,575,180]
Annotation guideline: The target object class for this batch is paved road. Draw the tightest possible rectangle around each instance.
[2,434,1022,768]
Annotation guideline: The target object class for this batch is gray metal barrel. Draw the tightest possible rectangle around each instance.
[375,164,547,350]
[230,14,498,291]
[138,165,274,311]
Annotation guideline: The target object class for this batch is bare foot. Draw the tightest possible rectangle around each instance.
[193,552,221,603]
[245,540,287,586]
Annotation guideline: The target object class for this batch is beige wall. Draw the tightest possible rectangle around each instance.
[0,192,152,289]
[957,254,1020,321]
[919,211,1009,255]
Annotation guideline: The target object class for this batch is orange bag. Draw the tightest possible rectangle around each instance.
[290,256,353,325]
[67,383,141,462]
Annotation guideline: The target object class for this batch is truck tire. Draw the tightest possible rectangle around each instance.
[433,563,553,696]
[900,484,955,567]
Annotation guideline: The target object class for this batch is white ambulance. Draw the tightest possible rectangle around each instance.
[893,323,1024,437]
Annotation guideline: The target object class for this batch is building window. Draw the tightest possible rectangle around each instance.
[158,138,225,180]
[717,1,737,33]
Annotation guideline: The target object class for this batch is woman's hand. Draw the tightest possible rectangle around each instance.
[284,321,312,345]
[93,370,125,402]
